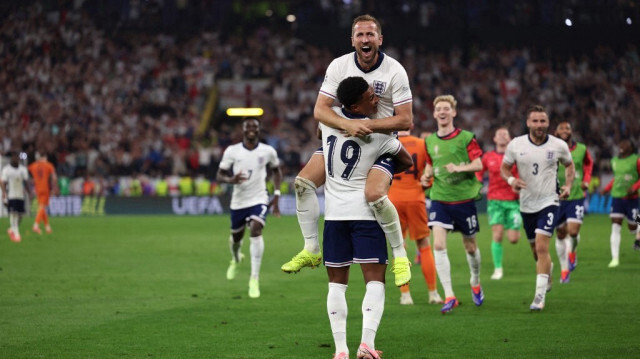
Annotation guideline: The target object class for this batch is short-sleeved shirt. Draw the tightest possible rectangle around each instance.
[1,165,29,199]
[321,107,403,221]
[319,51,412,118]
[218,142,280,210]
[28,160,55,195]
[503,134,573,213]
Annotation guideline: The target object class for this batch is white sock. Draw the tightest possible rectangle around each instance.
[295,177,321,254]
[10,214,19,234]
[229,235,243,262]
[611,223,621,260]
[466,248,481,287]
[249,235,264,279]
[327,283,348,355]
[434,249,454,298]
[361,281,385,350]
[555,236,569,271]
[535,274,549,299]
[368,196,407,258]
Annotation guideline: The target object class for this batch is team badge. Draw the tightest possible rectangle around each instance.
[546,151,555,160]
[373,80,387,96]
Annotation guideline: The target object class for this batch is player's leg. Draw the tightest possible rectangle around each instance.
[409,203,441,304]
[487,200,504,279]
[282,152,324,273]
[555,223,571,283]
[226,209,247,280]
[32,201,43,234]
[247,205,268,298]
[354,222,387,359]
[429,201,458,313]
[566,221,581,270]
[39,195,52,233]
[633,207,640,250]
[608,199,624,267]
[365,158,409,263]
[324,220,356,358]
[454,201,483,306]
[394,203,413,305]
[531,232,552,311]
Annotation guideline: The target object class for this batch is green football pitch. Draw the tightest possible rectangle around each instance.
[1,214,639,358]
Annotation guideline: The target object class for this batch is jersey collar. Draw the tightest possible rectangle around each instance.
[437,127,461,140]
[354,51,384,73]
[527,134,549,146]
[341,108,367,119]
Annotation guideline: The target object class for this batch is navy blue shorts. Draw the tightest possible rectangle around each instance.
[315,146,397,179]
[521,205,559,243]
[558,199,586,225]
[323,220,388,267]
[7,199,25,214]
[610,198,639,223]
[230,204,269,233]
[428,200,479,237]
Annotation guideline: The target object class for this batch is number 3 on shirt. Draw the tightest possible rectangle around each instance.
[326,135,361,180]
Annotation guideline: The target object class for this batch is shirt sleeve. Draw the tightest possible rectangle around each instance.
[390,62,413,107]
[268,147,281,168]
[466,137,483,161]
[559,141,573,166]
[318,58,341,100]
[503,141,515,166]
[218,147,234,171]
[475,155,486,181]
[582,149,594,184]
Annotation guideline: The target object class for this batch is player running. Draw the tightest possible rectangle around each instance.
[217,118,282,298]
[28,152,58,234]
[554,121,593,282]
[600,139,640,268]
[2,152,29,242]
[476,127,521,280]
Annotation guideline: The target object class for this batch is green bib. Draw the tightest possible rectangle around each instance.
[558,142,587,200]
[426,130,482,202]
[611,154,639,198]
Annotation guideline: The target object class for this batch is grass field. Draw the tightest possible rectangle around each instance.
[1,214,640,358]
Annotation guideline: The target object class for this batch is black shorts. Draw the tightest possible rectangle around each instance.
[7,199,25,214]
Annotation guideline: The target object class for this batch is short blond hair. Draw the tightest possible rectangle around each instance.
[433,95,457,109]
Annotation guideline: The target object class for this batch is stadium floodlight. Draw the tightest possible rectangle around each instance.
[565,18,573,26]
[286,14,296,22]
[265,9,273,17]
[626,17,632,25]
[226,108,264,117]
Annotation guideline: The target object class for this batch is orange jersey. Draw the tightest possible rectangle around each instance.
[28,160,56,194]
[388,135,427,203]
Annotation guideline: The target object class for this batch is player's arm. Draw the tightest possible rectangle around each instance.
[581,150,594,190]
[501,161,526,192]
[269,164,283,217]
[420,149,434,188]
[475,156,486,182]
[216,167,246,184]
[560,160,575,199]
[365,102,412,133]
[600,178,614,195]
[444,137,483,173]
[0,180,7,204]
[628,158,640,195]
[314,93,373,137]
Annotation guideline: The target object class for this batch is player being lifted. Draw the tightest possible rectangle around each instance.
[217,118,282,298]
[599,139,640,268]
[501,105,574,311]
[476,127,522,280]
[1,152,29,242]
[421,95,485,314]
[554,121,593,282]
[322,76,412,359]
[388,124,442,305]
[281,14,413,287]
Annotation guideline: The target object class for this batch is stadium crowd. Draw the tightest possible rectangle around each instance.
[1,2,639,196]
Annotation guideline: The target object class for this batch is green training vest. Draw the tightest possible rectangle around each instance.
[558,142,587,200]
[426,130,482,202]
[611,154,639,198]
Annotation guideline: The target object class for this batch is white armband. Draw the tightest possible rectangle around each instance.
[273,189,281,196]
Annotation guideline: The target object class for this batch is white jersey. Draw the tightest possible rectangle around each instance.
[321,107,403,220]
[218,142,280,210]
[503,134,572,213]
[1,164,29,200]
[319,52,412,119]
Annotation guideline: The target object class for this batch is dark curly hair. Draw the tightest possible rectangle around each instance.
[336,76,369,110]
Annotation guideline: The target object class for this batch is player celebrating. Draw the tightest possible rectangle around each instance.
[554,121,593,282]
[501,105,574,311]
[599,139,640,268]
[28,152,58,234]
[420,95,485,314]
[388,125,442,305]
[217,118,282,299]
[476,127,521,280]
[1,152,29,242]
[322,76,412,359]
[281,14,413,287]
